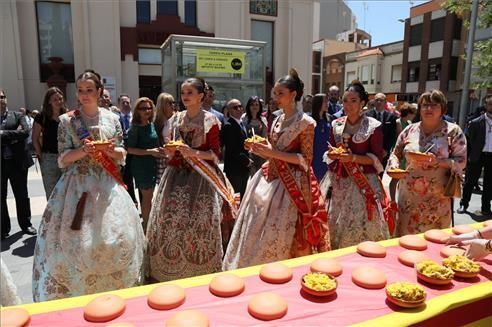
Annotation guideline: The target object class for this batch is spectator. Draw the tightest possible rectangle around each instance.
[127,97,162,230]
[302,94,313,114]
[32,71,144,301]
[32,87,67,199]
[0,89,37,239]
[388,90,467,235]
[202,84,224,126]
[327,85,342,118]
[311,93,331,180]
[458,94,492,216]
[223,69,330,270]
[154,92,177,184]
[365,92,397,170]
[263,97,279,134]
[243,96,267,174]
[319,81,390,249]
[20,107,34,153]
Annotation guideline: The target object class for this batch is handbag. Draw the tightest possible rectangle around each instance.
[444,170,462,198]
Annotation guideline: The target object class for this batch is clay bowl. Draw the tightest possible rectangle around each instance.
[385,289,426,308]
[92,140,111,151]
[416,271,453,285]
[387,169,409,179]
[301,272,337,297]
[407,151,432,162]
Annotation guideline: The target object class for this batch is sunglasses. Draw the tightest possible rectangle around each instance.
[137,106,153,111]
[230,105,243,110]
[0,95,6,99]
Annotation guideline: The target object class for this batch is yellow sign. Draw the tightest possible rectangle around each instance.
[196,49,245,74]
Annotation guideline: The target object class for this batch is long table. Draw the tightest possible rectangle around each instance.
[2,225,491,326]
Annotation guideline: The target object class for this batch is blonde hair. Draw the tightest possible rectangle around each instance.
[154,93,175,145]
[132,97,155,125]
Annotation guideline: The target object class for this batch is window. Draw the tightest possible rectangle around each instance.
[312,51,321,73]
[137,0,150,23]
[185,0,196,26]
[449,57,458,80]
[391,65,402,83]
[138,48,162,65]
[409,23,422,46]
[157,0,177,16]
[346,71,356,83]
[430,18,445,42]
[361,65,369,85]
[250,1,277,16]
[36,1,74,82]
[453,17,462,39]
[427,59,441,81]
[408,62,420,82]
[251,20,274,75]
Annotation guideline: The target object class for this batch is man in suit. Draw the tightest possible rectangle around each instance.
[0,89,37,239]
[221,99,251,199]
[202,84,224,126]
[365,92,397,169]
[458,94,492,216]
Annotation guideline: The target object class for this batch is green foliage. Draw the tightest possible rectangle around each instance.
[443,0,492,89]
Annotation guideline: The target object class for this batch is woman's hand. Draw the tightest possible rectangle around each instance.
[148,147,166,158]
[462,239,491,260]
[327,152,341,161]
[447,231,478,245]
[414,152,439,170]
[82,139,96,155]
[104,138,116,154]
[176,144,195,158]
[250,141,273,158]
[338,153,355,163]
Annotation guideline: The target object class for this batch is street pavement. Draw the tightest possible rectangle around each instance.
[1,164,490,305]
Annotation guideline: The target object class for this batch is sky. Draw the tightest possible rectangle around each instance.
[346,0,428,46]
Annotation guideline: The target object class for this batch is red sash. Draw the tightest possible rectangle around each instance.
[67,110,127,189]
[340,159,395,235]
[270,158,329,250]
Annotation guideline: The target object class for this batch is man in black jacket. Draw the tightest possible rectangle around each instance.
[221,99,251,199]
[365,93,397,169]
[458,95,492,216]
[0,89,37,239]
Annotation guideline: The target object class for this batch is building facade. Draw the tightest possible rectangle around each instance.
[1,0,316,110]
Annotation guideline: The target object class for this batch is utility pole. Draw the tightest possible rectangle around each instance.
[458,0,479,128]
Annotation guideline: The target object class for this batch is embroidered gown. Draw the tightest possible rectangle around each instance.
[223,111,330,270]
[147,110,234,282]
[388,121,467,236]
[319,116,390,249]
[32,109,145,302]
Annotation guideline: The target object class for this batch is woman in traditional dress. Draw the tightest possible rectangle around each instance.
[311,93,331,181]
[127,97,163,230]
[387,90,466,236]
[146,78,236,282]
[32,72,145,301]
[154,92,177,184]
[32,87,67,199]
[223,69,330,270]
[243,96,268,174]
[319,81,391,250]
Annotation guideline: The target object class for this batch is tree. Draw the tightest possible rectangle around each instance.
[443,0,492,89]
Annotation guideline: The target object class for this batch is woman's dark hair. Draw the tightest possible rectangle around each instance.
[311,93,326,122]
[418,89,447,116]
[399,102,417,118]
[41,87,67,126]
[182,77,206,102]
[76,71,103,97]
[345,80,369,105]
[245,96,263,123]
[276,68,304,102]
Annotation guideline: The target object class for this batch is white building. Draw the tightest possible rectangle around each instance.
[1,0,316,110]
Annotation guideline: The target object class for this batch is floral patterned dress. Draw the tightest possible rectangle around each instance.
[223,111,330,270]
[146,110,227,282]
[388,121,467,236]
[32,109,145,302]
[319,116,390,249]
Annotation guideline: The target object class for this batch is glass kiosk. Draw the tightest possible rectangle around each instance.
[161,34,266,110]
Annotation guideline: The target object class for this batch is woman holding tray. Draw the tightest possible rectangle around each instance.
[223,69,330,270]
[32,71,145,301]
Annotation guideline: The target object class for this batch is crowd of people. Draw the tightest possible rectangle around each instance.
[0,67,491,305]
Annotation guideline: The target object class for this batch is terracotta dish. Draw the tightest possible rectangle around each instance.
[399,235,428,251]
[385,282,426,308]
[443,255,481,278]
[259,262,293,284]
[165,310,209,327]
[147,284,186,310]
[406,151,432,162]
[209,273,245,297]
[357,241,387,258]
[92,140,111,151]
[351,266,387,289]
[440,245,466,258]
[452,224,475,235]
[415,260,454,285]
[301,272,337,297]
[84,294,126,323]
[310,258,343,277]
[387,169,408,179]
[423,229,449,244]
[398,250,429,267]
[248,292,288,321]
[0,308,31,327]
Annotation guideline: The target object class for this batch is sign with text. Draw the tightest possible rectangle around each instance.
[196,49,245,74]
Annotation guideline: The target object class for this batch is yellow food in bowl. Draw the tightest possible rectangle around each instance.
[245,135,266,143]
[443,255,480,273]
[328,146,347,155]
[166,140,185,146]
[416,260,454,280]
[386,282,426,302]
[92,140,110,144]
[302,272,337,291]
[387,168,407,173]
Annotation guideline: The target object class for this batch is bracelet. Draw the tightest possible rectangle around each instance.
[477,229,484,239]
[486,240,492,252]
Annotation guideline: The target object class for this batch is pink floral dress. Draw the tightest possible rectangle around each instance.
[388,121,467,236]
